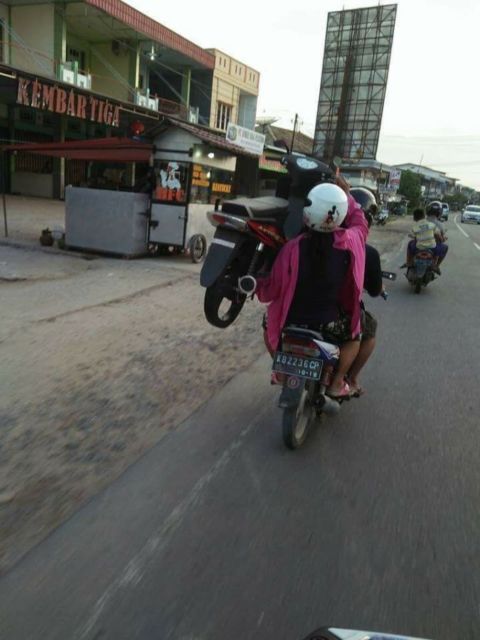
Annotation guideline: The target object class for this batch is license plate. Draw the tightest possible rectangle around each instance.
[272,351,323,380]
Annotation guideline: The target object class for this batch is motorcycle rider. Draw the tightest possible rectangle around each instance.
[406,208,442,272]
[256,179,368,398]
[426,201,449,272]
[347,188,384,396]
[350,187,377,228]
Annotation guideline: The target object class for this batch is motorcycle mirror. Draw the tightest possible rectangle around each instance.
[382,271,397,281]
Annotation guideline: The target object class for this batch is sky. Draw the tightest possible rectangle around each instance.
[128,0,480,188]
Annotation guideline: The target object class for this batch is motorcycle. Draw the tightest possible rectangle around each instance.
[406,249,437,294]
[200,154,334,328]
[264,271,395,450]
[375,208,389,225]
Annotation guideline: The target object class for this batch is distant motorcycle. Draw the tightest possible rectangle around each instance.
[200,154,335,328]
[375,209,389,225]
[406,249,437,294]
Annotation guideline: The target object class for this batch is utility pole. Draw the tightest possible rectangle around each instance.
[291,113,298,152]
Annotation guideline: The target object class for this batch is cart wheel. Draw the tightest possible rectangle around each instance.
[189,234,207,263]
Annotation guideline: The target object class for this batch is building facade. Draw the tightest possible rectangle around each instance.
[0,0,259,198]
[393,163,457,200]
[206,49,259,133]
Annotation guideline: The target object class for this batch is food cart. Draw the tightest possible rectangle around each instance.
[1,119,260,260]
[148,119,258,261]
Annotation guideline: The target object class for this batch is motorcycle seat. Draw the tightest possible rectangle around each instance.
[222,197,289,221]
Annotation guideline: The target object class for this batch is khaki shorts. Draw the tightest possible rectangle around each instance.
[361,309,377,340]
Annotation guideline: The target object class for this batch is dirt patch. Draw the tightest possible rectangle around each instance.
[0,269,265,573]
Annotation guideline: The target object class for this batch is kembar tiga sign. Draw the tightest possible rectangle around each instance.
[16,76,121,128]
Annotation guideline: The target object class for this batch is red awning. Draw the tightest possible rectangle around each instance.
[2,137,153,163]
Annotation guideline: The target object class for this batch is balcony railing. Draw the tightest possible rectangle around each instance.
[59,62,92,89]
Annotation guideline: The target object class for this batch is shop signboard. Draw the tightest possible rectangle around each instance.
[16,76,121,128]
[226,123,265,156]
[388,168,402,190]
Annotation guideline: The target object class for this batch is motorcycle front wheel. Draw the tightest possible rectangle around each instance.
[204,278,246,328]
[282,385,314,450]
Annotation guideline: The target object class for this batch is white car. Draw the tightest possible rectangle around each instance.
[440,203,449,220]
[461,204,480,224]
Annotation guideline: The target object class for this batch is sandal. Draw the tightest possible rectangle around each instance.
[345,376,365,397]
[350,384,365,397]
[326,381,353,398]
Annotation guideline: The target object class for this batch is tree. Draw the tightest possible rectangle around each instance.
[398,170,422,209]
[443,192,469,210]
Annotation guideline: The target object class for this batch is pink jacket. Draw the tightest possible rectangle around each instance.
[256,195,368,350]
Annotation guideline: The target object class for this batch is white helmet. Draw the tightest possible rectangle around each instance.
[303,183,348,232]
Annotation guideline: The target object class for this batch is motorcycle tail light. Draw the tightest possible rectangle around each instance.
[282,337,320,358]
[247,221,286,248]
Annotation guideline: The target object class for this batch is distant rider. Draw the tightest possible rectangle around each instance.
[406,208,442,273]
[426,201,449,272]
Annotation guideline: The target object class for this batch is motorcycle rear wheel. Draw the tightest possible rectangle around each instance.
[282,386,314,450]
[414,281,422,294]
[204,280,246,328]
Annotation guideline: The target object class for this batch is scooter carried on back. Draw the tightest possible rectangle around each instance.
[200,153,335,328]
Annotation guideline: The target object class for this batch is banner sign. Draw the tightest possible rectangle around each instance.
[16,76,121,128]
[388,168,402,189]
[226,123,265,156]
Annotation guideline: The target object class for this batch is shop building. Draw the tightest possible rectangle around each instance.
[392,163,457,200]
[206,49,259,133]
[0,0,260,199]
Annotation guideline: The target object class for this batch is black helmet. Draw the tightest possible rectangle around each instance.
[427,201,442,217]
[350,187,377,213]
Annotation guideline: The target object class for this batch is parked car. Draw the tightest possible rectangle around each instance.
[461,204,480,224]
[440,203,449,220]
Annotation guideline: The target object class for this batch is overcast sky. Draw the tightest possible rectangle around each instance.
[129,0,480,188]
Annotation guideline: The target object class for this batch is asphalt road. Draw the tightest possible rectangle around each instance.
[1,217,480,640]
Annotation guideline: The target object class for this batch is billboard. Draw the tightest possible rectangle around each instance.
[314,4,397,163]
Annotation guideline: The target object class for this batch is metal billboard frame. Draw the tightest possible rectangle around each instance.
[314,4,397,163]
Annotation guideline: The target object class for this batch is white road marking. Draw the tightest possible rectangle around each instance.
[75,411,265,640]
[474,243,480,251]
[454,214,470,238]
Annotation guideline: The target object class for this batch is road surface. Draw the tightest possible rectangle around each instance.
[1,217,479,640]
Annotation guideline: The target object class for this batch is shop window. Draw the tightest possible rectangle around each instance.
[190,163,234,205]
[215,102,231,131]
[153,160,188,203]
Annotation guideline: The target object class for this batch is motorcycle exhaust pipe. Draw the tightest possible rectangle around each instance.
[318,394,341,416]
[238,274,257,295]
